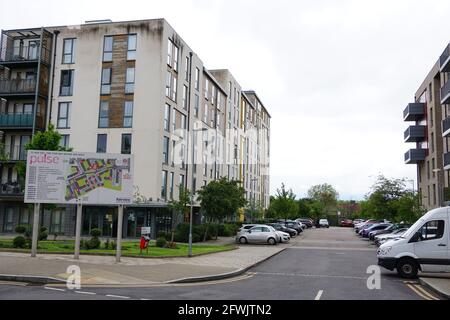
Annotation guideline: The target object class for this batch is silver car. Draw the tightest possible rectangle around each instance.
[236,225,279,245]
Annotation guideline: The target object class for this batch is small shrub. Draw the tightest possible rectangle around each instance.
[13,236,26,249]
[166,241,178,249]
[90,228,102,238]
[88,238,101,249]
[15,225,27,234]
[111,241,117,250]
[39,230,48,241]
[104,238,110,250]
[156,237,167,248]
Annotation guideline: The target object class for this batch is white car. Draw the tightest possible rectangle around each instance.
[374,229,408,246]
[275,230,291,243]
[318,219,329,228]
[236,225,279,245]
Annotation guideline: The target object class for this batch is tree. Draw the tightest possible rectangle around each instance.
[197,178,247,238]
[168,185,191,243]
[394,192,425,224]
[307,184,339,219]
[297,198,313,218]
[337,200,361,219]
[267,183,298,220]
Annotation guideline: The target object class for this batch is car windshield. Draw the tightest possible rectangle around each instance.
[401,218,424,239]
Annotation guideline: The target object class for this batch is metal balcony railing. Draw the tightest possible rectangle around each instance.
[403,103,425,122]
[443,117,450,137]
[0,79,36,95]
[0,45,51,65]
[0,113,34,128]
[444,152,450,170]
[440,44,450,73]
[0,145,27,161]
[404,149,427,164]
[0,182,24,196]
[441,80,450,105]
[404,125,426,143]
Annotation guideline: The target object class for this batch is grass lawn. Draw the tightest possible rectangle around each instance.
[0,239,236,258]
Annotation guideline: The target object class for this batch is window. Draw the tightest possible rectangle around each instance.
[97,134,107,153]
[62,38,76,64]
[103,36,113,62]
[433,184,437,205]
[98,101,109,128]
[60,70,74,96]
[430,108,434,127]
[127,34,137,60]
[123,101,133,127]
[429,83,433,102]
[194,94,199,117]
[179,174,185,189]
[164,104,171,132]
[57,102,71,128]
[161,170,168,199]
[171,108,176,132]
[203,155,207,176]
[172,76,177,101]
[167,39,178,71]
[125,67,135,94]
[205,79,209,99]
[171,140,176,165]
[165,71,177,102]
[50,210,65,234]
[195,68,200,90]
[417,220,445,241]
[3,208,14,232]
[60,135,70,149]
[211,86,216,105]
[19,208,31,226]
[431,132,435,153]
[169,172,174,200]
[121,134,132,154]
[182,85,188,110]
[204,104,208,123]
[163,136,170,164]
[185,56,189,81]
[101,68,111,94]
[181,114,187,138]
[23,103,33,114]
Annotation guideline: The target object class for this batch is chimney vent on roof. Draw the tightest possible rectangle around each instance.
[85,19,112,24]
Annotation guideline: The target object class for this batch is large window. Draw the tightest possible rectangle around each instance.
[127,34,137,60]
[179,174,185,189]
[101,68,112,95]
[417,220,445,241]
[60,134,70,149]
[163,136,170,164]
[161,170,168,199]
[97,134,107,153]
[62,38,76,64]
[19,207,32,226]
[125,67,135,94]
[98,101,109,128]
[194,94,199,118]
[182,85,188,110]
[164,104,171,132]
[195,68,200,90]
[165,72,177,101]
[204,79,209,99]
[169,172,174,200]
[167,39,178,71]
[185,56,189,81]
[123,101,133,128]
[3,208,14,232]
[60,70,74,96]
[57,102,71,128]
[121,134,132,154]
[203,104,208,123]
[103,36,113,62]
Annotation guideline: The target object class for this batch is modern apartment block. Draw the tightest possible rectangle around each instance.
[0,19,271,238]
[403,43,450,211]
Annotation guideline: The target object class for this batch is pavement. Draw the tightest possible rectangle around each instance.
[419,275,450,299]
[0,238,289,286]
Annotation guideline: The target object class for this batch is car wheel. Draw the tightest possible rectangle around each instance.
[397,258,419,279]
[267,238,277,245]
[239,237,248,244]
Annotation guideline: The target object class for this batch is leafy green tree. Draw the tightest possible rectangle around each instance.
[168,185,191,244]
[197,178,247,238]
[393,192,425,224]
[297,198,313,218]
[267,183,298,220]
[307,184,339,218]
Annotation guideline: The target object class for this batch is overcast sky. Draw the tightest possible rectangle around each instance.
[2,0,449,200]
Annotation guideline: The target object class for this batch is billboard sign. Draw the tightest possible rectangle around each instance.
[25,150,134,205]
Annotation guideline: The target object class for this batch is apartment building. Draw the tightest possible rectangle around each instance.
[0,19,271,238]
[403,43,450,211]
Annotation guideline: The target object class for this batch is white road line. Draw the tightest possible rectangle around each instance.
[140,298,152,300]
[314,290,323,300]
[106,294,131,299]
[44,287,66,292]
[75,291,96,295]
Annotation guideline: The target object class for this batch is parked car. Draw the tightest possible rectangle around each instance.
[363,223,392,238]
[378,207,450,279]
[239,224,257,232]
[355,219,378,233]
[296,218,313,228]
[374,228,408,246]
[369,223,410,241]
[278,220,303,234]
[236,225,279,245]
[353,219,365,225]
[318,219,329,228]
[340,219,354,227]
[268,223,297,237]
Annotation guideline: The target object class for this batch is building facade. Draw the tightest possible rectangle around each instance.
[403,43,450,211]
[0,19,271,238]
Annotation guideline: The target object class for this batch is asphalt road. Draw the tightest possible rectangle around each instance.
[0,227,441,300]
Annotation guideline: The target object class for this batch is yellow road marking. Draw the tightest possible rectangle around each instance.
[405,283,432,300]
[412,284,440,300]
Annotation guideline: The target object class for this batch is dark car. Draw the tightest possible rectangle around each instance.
[268,223,297,237]
[296,218,313,228]
[278,220,303,234]
[369,223,410,241]
[361,223,391,238]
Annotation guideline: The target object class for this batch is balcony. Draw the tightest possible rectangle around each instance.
[404,125,426,143]
[0,79,36,97]
[403,103,425,122]
[440,43,450,73]
[444,152,450,171]
[404,149,427,164]
[0,45,51,68]
[441,80,450,105]
[443,117,450,137]
[0,145,27,162]
[0,113,34,129]
[0,182,24,198]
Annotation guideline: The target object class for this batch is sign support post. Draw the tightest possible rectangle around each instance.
[116,205,124,263]
[74,203,83,260]
[30,203,41,257]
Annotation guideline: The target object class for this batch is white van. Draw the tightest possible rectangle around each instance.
[377,207,449,279]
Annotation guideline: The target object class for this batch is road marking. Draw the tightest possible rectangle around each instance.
[44,287,66,292]
[314,290,323,300]
[75,291,96,295]
[405,283,432,300]
[106,294,131,299]
[412,284,440,300]
[254,271,368,280]
[289,246,374,252]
